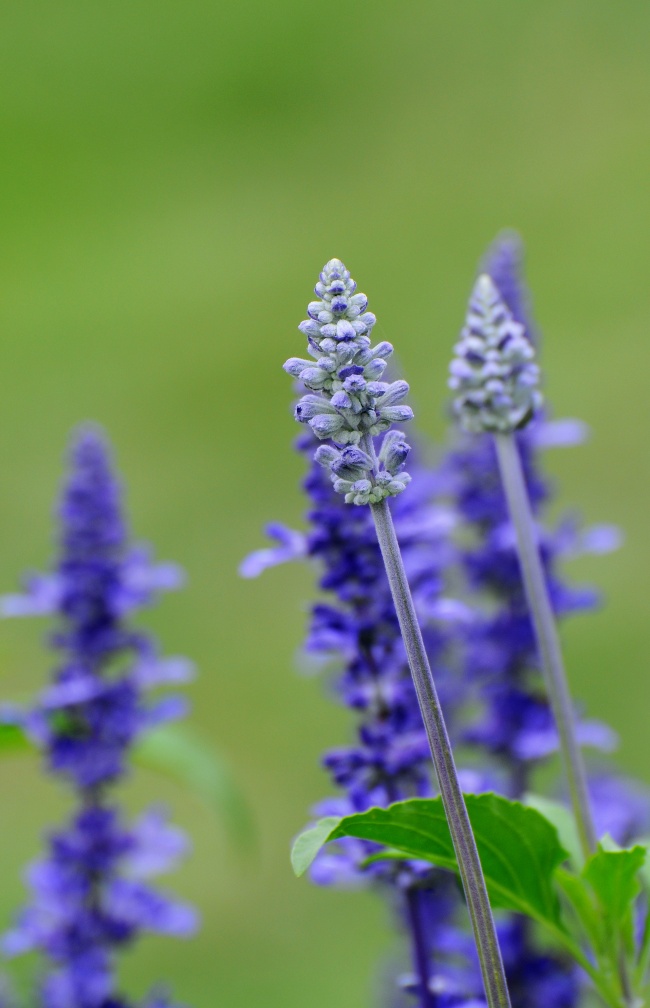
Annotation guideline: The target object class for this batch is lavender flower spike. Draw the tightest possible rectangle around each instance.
[287,260,512,1008]
[449,273,542,434]
[287,258,413,503]
[2,427,196,1008]
[450,274,597,858]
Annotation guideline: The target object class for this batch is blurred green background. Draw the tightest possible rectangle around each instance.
[1,1,649,1004]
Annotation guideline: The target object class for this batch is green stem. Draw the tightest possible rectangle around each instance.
[364,436,511,1008]
[493,432,597,861]
[494,432,639,1007]
[549,924,625,1008]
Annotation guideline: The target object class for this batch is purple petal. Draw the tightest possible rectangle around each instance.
[239,523,306,578]
[531,418,590,449]
[579,524,623,554]
[134,657,196,690]
[107,879,198,936]
[126,809,190,879]
[1,574,63,617]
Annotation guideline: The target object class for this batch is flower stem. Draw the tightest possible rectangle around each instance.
[364,445,511,1008]
[493,432,596,860]
[404,887,436,1008]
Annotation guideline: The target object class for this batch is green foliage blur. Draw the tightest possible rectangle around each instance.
[1,2,649,1005]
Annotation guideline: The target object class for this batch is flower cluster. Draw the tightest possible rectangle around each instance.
[449,273,542,434]
[2,428,196,1008]
[284,258,413,503]
[314,432,411,506]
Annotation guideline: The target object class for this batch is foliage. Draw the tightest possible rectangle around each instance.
[293,794,650,1007]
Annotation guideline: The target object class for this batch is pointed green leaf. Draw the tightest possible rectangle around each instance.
[292,793,568,929]
[583,845,646,927]
[291,817,341,876]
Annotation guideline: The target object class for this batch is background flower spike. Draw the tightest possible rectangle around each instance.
[450,273,597,861]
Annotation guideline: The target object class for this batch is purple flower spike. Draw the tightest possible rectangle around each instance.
[480,230,537,344]
[2,426,196,1008]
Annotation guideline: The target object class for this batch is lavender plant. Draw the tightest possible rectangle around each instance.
[1,428,197,1008]
[248,242,650,1008]
[283,259,512,1007]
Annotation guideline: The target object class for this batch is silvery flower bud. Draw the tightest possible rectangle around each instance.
[376,380,410,408]
[309,414,347,439]
[378,430,411,474]
[287,258,414,500]
[449,274,542,434]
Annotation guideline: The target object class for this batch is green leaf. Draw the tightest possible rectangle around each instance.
[292,793,568,929]
[0,722,34,755]
[291,817,341,877]
[524,792,582,868]
[583,845,646,928]
[0,722,254,847]
[133,724,255,850]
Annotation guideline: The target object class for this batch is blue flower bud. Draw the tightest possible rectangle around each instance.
[378,405,415,424]
[309,415,346,439]
[343,375,366,393]
[363,359,387,381]
[298,319,321,339]
[339,365,364,379]
[357,312,376,332]
[295,395,336,421]
[379,430,411,474]
[376,380,409,407]
[283,357,313,377]
[331,447,373,481]
[369,341,393,359]
[449,274,542,433]
[300,367,329,390]
[314,444,339,468]
[336,320,356,341]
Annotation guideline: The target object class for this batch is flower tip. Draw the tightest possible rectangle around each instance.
[474,272,499,301]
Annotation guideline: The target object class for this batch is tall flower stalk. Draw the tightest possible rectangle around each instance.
[285,258,512,1008]
[1,428,196,1008]
[448,272,596,861]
